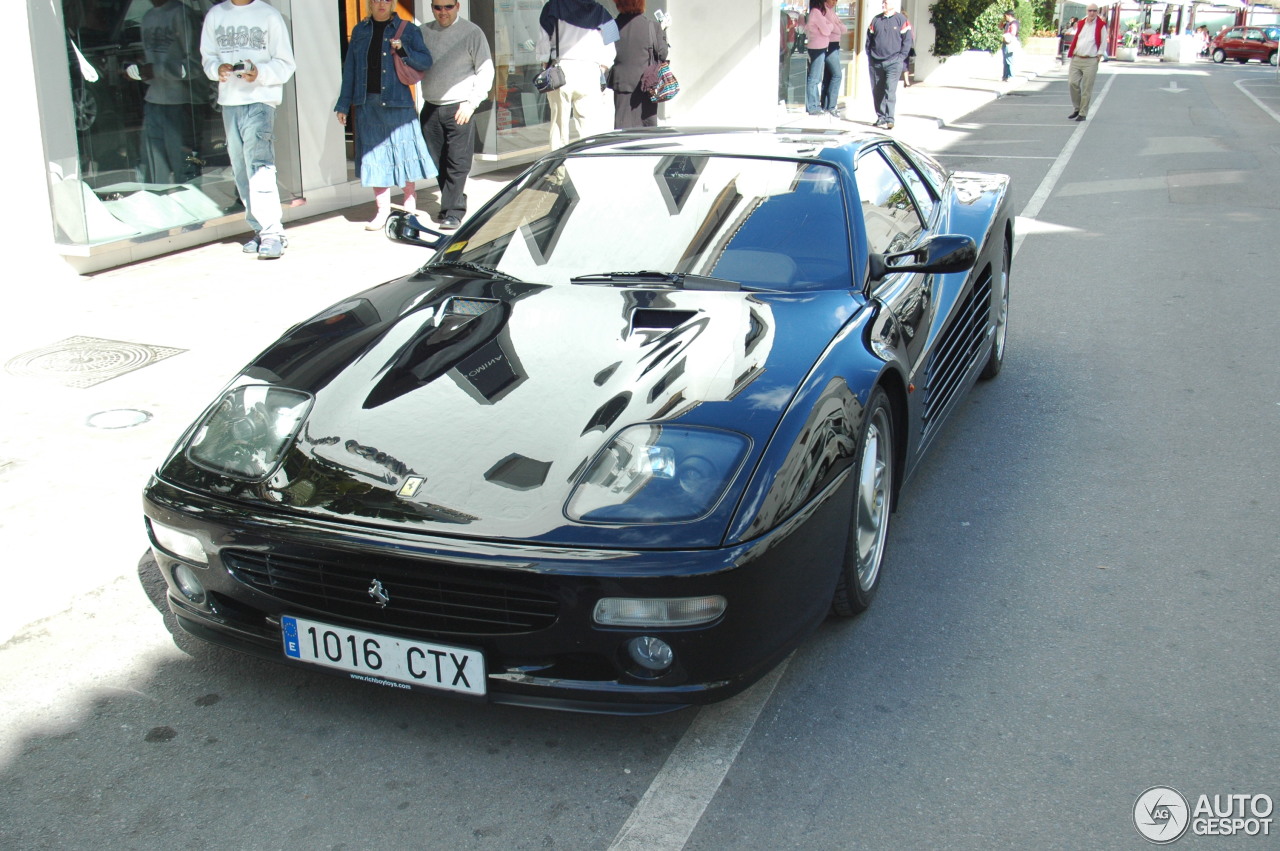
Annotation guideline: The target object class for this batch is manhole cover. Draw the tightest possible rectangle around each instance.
[5,336,185,388]
[86,409,153,429]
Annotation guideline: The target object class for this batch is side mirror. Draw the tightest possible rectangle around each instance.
[868,234,978,282]
[384,210,445,249]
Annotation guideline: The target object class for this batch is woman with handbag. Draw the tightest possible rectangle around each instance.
[334,0,437,230]
[608,0,668,129]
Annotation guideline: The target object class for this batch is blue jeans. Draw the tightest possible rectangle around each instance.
[223,102,284,238]
[1002,45,1015,80]
[806,46,843,114]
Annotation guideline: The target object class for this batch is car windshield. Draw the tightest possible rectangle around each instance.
[443,154,853,292]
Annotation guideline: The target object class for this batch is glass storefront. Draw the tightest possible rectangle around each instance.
[57,0,302,246]
[469,0,667,160]
[779,2,859,111]
[780,3,807,106]
[50,0,686,249]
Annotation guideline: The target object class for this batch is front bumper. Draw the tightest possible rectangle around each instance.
[143,475,851,714]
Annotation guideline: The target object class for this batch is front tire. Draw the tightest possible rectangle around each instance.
[1212,48,1226,63]
[831,388,894,617]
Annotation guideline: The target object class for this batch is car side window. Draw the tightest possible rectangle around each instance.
[1227,28,1243,39]
[1246,29,1263,42]
[883,145,936,223]
[856,148,925,256]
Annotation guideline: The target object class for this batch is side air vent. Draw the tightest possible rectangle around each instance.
[921,269,993,438]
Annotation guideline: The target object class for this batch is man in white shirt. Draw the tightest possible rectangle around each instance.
[1066,4,1107,121]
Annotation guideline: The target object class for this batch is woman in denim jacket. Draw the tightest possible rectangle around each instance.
[335,0,437,230]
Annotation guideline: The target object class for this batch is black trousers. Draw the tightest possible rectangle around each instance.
[612,88,659,130]
[869,58,903,122]
[421,101,475,220]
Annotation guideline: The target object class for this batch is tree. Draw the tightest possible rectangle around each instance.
[928,0,1048,57]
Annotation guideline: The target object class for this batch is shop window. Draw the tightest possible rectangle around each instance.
[56,0,301,246]
[780,2,858,110]
[468,1,666,160]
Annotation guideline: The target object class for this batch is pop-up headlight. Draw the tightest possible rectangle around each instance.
[185,385,312,481]
[566,424,749,523]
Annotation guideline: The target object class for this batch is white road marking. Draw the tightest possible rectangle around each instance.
[1014,72,1117,258]
[608,660,790,851]
[1236,79,1280,124]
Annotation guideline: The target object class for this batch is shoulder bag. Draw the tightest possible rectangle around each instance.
[534,22,567,93]
[391,21,424,86]
[645,18,678,103]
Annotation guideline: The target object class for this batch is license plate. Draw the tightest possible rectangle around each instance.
[281,615,485,696]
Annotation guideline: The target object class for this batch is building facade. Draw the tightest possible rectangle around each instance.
[20,0,934,276]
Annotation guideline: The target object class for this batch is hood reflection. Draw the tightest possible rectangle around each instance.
[269,283,779,540]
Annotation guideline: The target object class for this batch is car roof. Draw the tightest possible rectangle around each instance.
[558,126,889,162]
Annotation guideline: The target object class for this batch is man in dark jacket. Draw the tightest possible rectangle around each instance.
[866,0,913,129]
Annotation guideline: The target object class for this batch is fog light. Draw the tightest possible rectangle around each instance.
[171,564,206,605]
[627,636,674,672]
[594,596,726,627]
[150,521,208,565]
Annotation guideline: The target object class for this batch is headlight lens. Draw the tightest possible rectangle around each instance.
[185,385,312,481]
[566,424,749,523]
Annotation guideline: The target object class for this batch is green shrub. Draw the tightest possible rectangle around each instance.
[927,0,1043,57]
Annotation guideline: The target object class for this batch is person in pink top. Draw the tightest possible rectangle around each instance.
[805,0,847,116]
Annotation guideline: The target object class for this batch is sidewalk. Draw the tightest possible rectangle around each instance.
[0,50,1061,644]
[780,49,1061,135]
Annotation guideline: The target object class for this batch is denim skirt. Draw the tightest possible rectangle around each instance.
[354,104,437,188]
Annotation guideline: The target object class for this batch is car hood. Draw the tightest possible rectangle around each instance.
[158,269,862,547]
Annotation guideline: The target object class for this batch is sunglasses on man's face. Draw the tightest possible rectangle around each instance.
[433,4,457,9]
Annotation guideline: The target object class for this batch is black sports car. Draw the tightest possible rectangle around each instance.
[142,128,1012,713]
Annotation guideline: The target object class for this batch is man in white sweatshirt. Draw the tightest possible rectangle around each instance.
[200,0,296,259]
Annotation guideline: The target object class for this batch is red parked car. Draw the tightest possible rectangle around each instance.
[1210,25,1279,65]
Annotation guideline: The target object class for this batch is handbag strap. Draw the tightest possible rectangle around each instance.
[394,20,407,40]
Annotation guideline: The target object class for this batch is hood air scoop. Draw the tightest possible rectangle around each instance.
[436,296,500,330]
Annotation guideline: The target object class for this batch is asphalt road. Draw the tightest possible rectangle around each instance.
[3,60,1278,850]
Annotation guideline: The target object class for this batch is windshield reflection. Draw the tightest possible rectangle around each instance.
[446,154,854,293]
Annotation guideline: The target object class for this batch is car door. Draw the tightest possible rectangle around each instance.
[856,145,932,390]
[1221,27,1244,58]
[1243,28,1266,61]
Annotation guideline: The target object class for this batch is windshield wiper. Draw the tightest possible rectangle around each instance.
[433,260,521,282]
[570,271,743,291]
